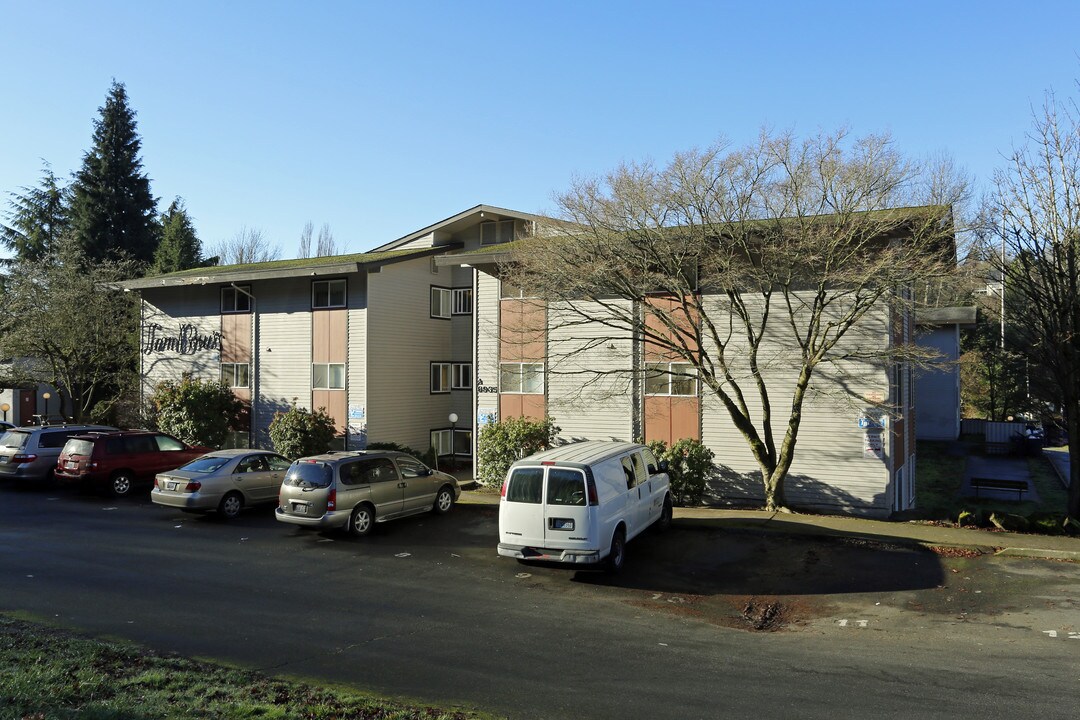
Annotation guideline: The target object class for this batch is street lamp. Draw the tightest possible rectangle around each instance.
[0,402,9,423]
[448,412,458,473]
[42,392,51,424]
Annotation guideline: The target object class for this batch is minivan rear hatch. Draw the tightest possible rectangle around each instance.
[278,461,335,517]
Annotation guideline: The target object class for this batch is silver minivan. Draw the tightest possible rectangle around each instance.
[0,424,115,485]
[275,450,460,536]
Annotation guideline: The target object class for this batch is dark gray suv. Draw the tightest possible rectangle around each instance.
[0,424,116,486]
[275,450,460,536]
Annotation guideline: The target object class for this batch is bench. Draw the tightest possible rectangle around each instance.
[970,477,1029,501]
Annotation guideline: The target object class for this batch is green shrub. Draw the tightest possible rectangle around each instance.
[476,416,560,487]
[648,438,715,506]
[150,378,243,448]
[268,406,338,459]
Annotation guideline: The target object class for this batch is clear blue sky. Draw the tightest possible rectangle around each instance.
[3,0,1079,257]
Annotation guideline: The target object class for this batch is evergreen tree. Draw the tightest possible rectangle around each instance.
[68,81,158,268]
[1,162,70,263]
[151,198,204,274]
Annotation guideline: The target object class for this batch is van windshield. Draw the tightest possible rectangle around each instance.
[505,468,543,504]
[283,462,333,489]
[547,469,586,506]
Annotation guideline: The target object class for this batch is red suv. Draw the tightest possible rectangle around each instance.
[55,430,212,496]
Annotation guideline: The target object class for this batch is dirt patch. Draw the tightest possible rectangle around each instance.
[926,545,992,558]
[740,597,787,631]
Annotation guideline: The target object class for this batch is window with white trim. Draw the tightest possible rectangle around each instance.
[480,219,515,246]
[499,362,544,394]
[312,279,346,309]
[452,288,473,315]
[431,428,472,456]
[431,362,451,393]
[645,362,697,396]
[221,285,251,313]
[431,287,452,319]
[452,362,472,390]
[313,363,345,390]
[220,363,250,388]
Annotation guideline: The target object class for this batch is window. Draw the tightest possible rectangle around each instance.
[431,362,451,393]
[452,288,473,315]
[547,469,586,506]
[313,363,345,389]
[431,429,452,456]
[396,455,429,478]
[500,363,544,393]
[645,362,696,396]
[312,279,346,309]
[505,467,544,503]
[500,281,524,299]
[431,286,452,319]
[221,285,251,314]
[154,434,186,451]
[431,428,472,457]
[480,219,515,246]
[452,362,472,390]
[221,363,250,388]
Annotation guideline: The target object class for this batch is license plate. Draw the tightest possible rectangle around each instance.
[293,503,308,514]
[167,481,178,491]
[551,518,574,531]
[66,461,77,469]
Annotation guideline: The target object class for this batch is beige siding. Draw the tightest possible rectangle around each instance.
[700,292,893,515]
[255,278,313,444]
[547,300,635,443]
[140,290,221,401]
[367,257,452,451]
[347,276,368,449]
[475,272,501,433]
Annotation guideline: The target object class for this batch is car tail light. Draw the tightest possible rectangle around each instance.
[326,487,336,510]
[587,478,599,506]
[11,454,37,464]
[185,481,201,492]
[500,479,508,498]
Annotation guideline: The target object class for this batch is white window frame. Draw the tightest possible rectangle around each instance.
[431,362,451,394]
[645,361,697,396]
[431,286,452,319]
[221,285,251,314]
[452,362,472,390]
[312,363,346,390]
[220,363,250,388]
[431,428,472,457]
[480,219,516,246]
[499,362,544,394]
[312,279,347,309]
[452,288,473,315]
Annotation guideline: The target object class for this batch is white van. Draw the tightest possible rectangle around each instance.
[497,441,672,572]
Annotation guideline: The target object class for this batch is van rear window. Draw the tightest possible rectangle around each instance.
[63,439,95,457]
[547,469,586,506]
[505,468,543,504]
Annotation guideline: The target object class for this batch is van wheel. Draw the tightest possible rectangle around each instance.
[606,529,626,574]
[111,472,134,497]
[657,495,673,531]
[349,505,374,537]
[218,492,243,520]
[433,486,455,514]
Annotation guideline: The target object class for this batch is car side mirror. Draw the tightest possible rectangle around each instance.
[658,460,670,473]
[426,468,434,476]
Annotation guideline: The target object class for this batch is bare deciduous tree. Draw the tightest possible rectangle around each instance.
[993,90,1080,519]
[315,223,337,257]
[504,129,962,511]
[298,221,313,258]
[211,226,281,265]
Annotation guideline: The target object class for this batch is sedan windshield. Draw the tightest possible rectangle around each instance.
[283,462,333,488]
[178,456,232,474]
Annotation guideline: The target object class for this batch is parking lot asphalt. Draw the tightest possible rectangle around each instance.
[458,489,1080,562]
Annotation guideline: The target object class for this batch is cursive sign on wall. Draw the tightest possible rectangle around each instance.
[142,323,222,355]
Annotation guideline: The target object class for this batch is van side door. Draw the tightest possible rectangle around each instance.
[619,455,641,538]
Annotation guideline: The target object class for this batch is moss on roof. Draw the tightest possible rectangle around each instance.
[147,248,431,281]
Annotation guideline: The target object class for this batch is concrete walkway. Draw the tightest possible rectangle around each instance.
[457,488,1080,562]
